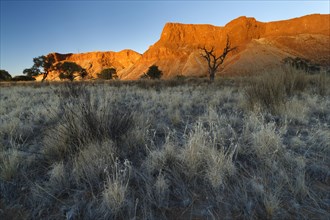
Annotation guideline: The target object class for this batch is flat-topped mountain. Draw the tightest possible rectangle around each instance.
[44,14,330,80]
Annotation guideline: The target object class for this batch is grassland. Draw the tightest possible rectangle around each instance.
[0,67,329,219]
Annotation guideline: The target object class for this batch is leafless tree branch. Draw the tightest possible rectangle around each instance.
[200,35,237,81]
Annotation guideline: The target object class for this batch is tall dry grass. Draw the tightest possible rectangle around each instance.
[1,69,329,219]
[244,67,311,113]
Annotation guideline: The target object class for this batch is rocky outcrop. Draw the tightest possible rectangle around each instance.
[121,14,329,79]
[43,14,330,80]
[44,50,141,80]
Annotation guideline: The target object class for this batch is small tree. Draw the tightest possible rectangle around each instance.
[56,62,87,81]
[201,35,236,81]
[97,68,118,80]
[23,66,40,77]
[143,65,163,79]
[23,55,55,82]
[0,69,12,81]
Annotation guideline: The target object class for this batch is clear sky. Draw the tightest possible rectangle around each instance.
[1,1,329,76]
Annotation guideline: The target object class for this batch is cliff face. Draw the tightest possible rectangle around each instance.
[45,50,141,80]
[121,14,329,79]
[43,14,330,80]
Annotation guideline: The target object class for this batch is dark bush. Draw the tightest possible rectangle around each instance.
[12,75,36,81]
[0,69,12,81]
[142,65,163,79]
[57,62,87,81]
[97,68,118,80]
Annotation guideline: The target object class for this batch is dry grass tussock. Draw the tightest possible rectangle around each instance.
[244,67,329,114]
[1,68,329,219]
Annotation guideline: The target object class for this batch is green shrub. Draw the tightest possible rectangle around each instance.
[142,65,163,79]
[0,69,12,81]
[97,68,118,80]
[56,62,86,81]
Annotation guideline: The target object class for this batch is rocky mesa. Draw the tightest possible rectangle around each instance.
[44,14,330,80]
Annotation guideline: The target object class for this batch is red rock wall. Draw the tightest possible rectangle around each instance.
[45,14,330,80]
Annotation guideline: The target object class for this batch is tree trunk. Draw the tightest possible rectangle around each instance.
[209,70,215,81]
[41,72,48,82]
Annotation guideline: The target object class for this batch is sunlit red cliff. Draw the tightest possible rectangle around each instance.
[43,14,330,80]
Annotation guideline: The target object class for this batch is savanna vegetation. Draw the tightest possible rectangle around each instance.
[56,62,87,81]
[97,68,118,80]
[0,67,329,219]
[141,65,163,79]
[0,70,12,81]
[23,55,55,82]
[200,36,236,81]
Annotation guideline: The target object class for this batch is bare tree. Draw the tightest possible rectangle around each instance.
[201,35,237,81]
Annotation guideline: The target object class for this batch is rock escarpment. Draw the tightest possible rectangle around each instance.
[121,14,329,79]
[43,14,330,80]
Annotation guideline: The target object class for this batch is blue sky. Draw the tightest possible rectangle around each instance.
[1,1,329,76]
